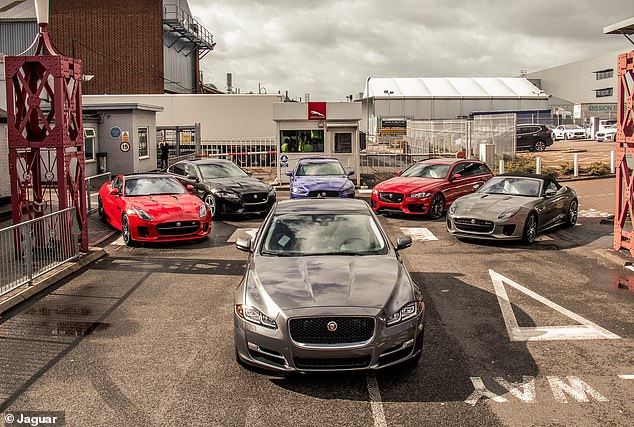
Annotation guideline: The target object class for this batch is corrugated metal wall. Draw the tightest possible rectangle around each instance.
[163,33,196,93]
[0,21,38,55]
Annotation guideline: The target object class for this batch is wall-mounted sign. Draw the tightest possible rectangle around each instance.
[573,104,581,119]
[121,131,129,143]
[280,154,288,168]
[308,102,327,120]
[120,141,131,152]
[109,126,121,139]
[588,104,617,112]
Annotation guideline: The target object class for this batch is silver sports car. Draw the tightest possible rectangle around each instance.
[446,173,578,243]
[234,198,425,372]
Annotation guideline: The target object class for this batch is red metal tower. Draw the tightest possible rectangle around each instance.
[5,7,87,251]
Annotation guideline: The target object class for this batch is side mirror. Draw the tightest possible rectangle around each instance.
[347,169,355,176]
[473,184,481,191]
[186,184,195,192]
[235,237,253,253]
[110,188,120,196]
[544,189,557,197]
[395,170,403,176]
[285,170,293,176]
[395,235,412,251]
[451,173,462,180]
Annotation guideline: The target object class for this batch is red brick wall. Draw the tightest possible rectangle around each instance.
[49,0,164,94]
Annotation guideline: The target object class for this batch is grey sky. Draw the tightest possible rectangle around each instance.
[189,0,633,101]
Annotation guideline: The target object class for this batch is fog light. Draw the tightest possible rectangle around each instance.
[503,225,516,236]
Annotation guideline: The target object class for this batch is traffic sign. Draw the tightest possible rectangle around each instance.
[121,131,129,143]
[120,141,131,152]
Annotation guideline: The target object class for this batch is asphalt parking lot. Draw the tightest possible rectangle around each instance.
[0,193,632,426]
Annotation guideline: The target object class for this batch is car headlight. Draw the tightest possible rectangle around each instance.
[340,186,355,195]
[448,203,458,215]
[215,190,240,201]
[199,204,208,218]
[372,188,378,196]
[235,304,277,329]
[498,207,521,219]
[268,187,276,197]
[130,208,154,222]
[409,192,431,199]
[386,301,423,326]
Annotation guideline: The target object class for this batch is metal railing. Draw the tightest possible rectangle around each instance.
[85,172,111,214]
[0,207,79,296]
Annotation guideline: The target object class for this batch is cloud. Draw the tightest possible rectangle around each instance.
[188,0,633,100]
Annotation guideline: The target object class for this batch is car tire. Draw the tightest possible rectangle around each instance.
[121,214,138,247]
[534,140,546,152]
[428,194,445,219]
[564,133,568,140]
[564,199,578,227]
[522,212,538,244]
[97,196,106,222]
[203,193,219,219]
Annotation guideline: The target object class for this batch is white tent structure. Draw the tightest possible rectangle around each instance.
[360,77,549,134]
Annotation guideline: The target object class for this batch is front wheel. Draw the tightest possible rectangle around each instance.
[522,213,538,244]
[428,194,445,219]
[564,199,578,227]
[97,196,106,222]
[204,193,219,219]
[121,214,137,247]
[534,140,546,152]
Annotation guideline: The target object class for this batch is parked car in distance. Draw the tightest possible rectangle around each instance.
[286,157,355,198]
[552,124,587,140]
[97,174,211,246]
[233,198,424,372]
[446,173,578,244]
[596,124,617,142]
[595,119,617,139]
[516,124,554,152]
[371,158,493,219]
[167,159,276,219]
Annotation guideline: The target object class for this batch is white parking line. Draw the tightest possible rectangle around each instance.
[489,269,621,341]
[358,189,374,194]
[618,374,634,380]
[366,372,387,427]
[399,227,438,241]
[578,209,614,218]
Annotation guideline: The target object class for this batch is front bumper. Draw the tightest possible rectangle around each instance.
[220,195,275,215]
[446,213,525,241]
[128,215,211,242]
[370,193,430,215]
[290,189,355,199]
[234,306,425,372]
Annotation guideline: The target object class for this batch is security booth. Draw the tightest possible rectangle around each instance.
[273,102,362,185]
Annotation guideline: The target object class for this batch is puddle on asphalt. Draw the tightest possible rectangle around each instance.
[47,321,111,336]
[24,305,111,336]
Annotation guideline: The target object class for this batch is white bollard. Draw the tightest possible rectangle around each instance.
[611,150,616,174]
[499,159,504,174]
[536,157,542,174]
[573,154,579,177]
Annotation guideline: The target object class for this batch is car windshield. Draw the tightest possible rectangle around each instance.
[261,213,388,256]
[124,177,186,196]
[296,162,345,176]
[563,124,582,129]
[198,163,249,179]
[478,177,541,197]
[401,163,450,179]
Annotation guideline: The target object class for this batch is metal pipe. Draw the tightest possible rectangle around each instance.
[536,157,542,174]
[499,159,504,174]
[573,154,579,177]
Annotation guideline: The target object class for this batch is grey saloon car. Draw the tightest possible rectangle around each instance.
[446,174,578,243]
[234,198,425,372]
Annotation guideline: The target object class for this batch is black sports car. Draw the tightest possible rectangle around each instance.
[167,159,276,218]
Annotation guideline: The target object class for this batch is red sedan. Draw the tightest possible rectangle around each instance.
[98,174,212,246]
[371,158,493,219]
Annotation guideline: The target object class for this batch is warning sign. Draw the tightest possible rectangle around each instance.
[121,131,129,143]
[120,141,131,152]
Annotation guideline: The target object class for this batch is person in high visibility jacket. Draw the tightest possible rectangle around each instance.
[300,138,312,152]
[281,138,289,153]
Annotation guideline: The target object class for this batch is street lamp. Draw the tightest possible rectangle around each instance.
[384,89,394,117]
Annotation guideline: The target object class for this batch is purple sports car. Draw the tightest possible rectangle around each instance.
[286,158,355,199]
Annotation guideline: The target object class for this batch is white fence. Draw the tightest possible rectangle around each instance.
[0,207,79,296]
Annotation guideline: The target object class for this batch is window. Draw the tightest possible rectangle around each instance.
[138,127,148,158]
[280,130,324,153]
[594,69,613,80]
[595,88,613,98]
[168,162,186,176]
[112,176,123,193]
[185,163,199,179]
[84,128,96,161]
[334,133,352,153]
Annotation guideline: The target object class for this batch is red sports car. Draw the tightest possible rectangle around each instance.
[371,158,493,219]
[98,174,212,246]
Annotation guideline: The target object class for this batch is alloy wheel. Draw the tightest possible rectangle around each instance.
[524,214,537,243]
[534,140,546,152]
[429,194,444,219]
[566,200,578,226]
[204,193,217,218]
[122,215,132,246]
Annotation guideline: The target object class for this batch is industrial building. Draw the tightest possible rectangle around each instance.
[0,0,215,94]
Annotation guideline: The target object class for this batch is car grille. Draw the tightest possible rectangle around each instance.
[243,192,268,204]
[156,221,200,236]
[289,317,375,345]
[308,190,339,198]
[379,192,404,203]
[454,218,494,233]
[294,355,372,370]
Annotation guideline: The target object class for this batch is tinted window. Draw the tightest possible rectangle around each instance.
[198,162,249,178]
[296,161,345,176]
[112,176,123,192]
[517,126,528,134]
[463,162,491,177]
[185,163,199,178]
[451,163,466,177]
[169,163,186,176]
[401,162,451,179]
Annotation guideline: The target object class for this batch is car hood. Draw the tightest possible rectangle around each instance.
[246,255,413,311]
[293,175,353,191]
[376,177,444,194]
[453,193,537,216]
[128,194,202,218]
[203,177,270,193]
